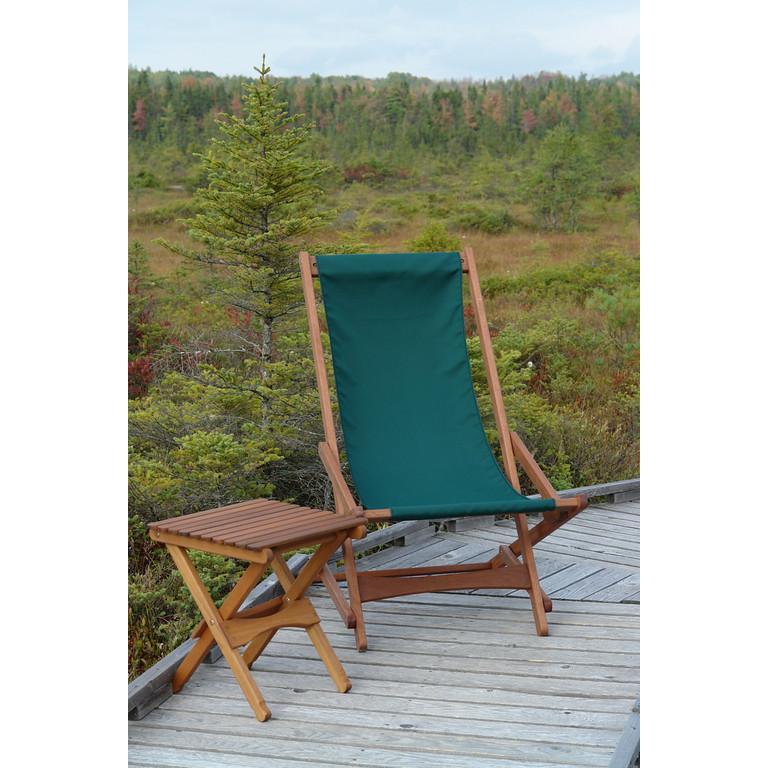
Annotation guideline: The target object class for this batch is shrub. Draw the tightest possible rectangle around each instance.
[481,252,639,303]
[407,221,461,252]
[587,284,640,353]
[453,205,515,234]
[129,421,279,521]
[342,160,408,185]
[129,169,162,189]
[354,208,393,235]
[380,196,422,218]
[425,192,456,218]
[128,357,154,398]
[515,408,638,491]
[129,200,199,226]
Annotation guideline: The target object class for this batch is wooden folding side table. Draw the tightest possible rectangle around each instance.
[148,499,367,722]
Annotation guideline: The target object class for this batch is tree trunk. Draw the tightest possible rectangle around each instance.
[261,315,274,369]
[260,310,273,430]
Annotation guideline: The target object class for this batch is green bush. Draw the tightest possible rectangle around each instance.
[380,195,423,218]
[507,405,638,492]
[354,207,393,235]
[129,200,199,226]
[342,158,408,185]
[129,375,281,521]
[482,252,639,303]
[407,221,461,252]
[129,169,162,189]
[587,284,640,353]
[453,205,515,234]
[425,192,456,218]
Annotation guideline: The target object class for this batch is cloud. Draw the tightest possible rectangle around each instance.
[129,1,640,78]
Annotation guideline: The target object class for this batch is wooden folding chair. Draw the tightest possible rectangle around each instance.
[148,499,367,721]
[300,248,588,651]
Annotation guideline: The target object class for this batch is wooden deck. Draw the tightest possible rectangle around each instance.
[129,499,639,767]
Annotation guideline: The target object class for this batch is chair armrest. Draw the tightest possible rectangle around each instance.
[508,432,589,519]
[318,442,359,514]
[555,495,588,512]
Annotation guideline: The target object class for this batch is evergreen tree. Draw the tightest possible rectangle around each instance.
[525,124,597,231]
[160,56,332,370]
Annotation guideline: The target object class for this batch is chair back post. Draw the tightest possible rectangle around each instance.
[299,250,349,519]
[299,252,338,454]
[463,246,522,491]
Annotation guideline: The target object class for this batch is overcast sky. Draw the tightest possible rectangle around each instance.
[129,0,639,80]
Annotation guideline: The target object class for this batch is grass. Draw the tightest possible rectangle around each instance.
[129,188,195,275]
[130,178,639,287]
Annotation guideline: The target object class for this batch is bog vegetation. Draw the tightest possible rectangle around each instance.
[128,62,639,678]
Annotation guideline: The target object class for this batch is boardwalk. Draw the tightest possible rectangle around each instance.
[129,499,639,768]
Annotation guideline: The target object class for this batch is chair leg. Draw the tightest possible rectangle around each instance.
[513,514,548,636]
[166,545,272,722]
[342,539,368,651]
[492,545,554,613]
[502,502,589,614]
[321,563,356,628]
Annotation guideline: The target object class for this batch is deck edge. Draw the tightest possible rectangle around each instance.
[608,699,640,768]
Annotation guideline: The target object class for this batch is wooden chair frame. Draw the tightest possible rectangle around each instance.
[150,526,361,721]
[300,247,587,651]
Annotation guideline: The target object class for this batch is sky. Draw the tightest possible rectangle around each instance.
[128,0,639,80]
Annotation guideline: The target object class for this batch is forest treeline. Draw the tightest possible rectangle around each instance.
[129,67,639,187]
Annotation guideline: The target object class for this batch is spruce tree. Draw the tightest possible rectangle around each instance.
[526,124,596,232]
[161,56,332,368]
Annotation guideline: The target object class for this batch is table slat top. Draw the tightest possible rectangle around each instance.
[149,499,365,552]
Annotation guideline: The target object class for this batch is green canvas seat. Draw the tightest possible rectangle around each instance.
[316,251,556,522]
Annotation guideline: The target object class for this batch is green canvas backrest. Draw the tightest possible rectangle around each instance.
[316,251,556,521]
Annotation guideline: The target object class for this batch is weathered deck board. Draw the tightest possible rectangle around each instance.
[586,573,641,603]
[129,499,640,767]
[449,527,640,569]
[182,673,634,725]
[133,709,617,765]
[549,568,638,601]
[161,692,626,747]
